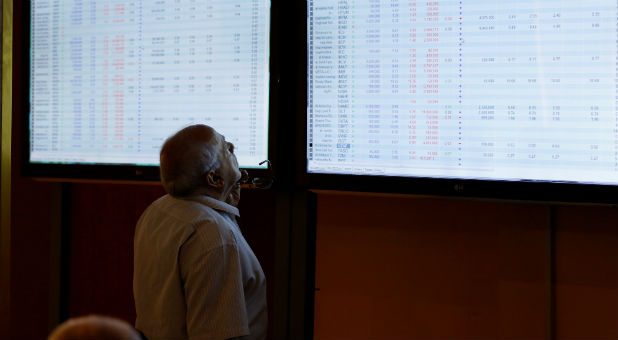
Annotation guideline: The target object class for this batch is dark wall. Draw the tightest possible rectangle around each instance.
[313,192,618,339]
[7,176,617,340]
[67,183,164,322]
[7,176,55,339]
[6,180,277,340]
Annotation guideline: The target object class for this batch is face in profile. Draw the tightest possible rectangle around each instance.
[214,132,241,186]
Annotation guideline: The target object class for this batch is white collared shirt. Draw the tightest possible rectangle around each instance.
[133,194,267,340]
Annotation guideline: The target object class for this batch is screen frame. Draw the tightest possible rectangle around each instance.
[22,0,277,183]
[299,0,618,205]
[304,172,618,204]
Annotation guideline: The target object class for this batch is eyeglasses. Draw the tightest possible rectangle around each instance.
[241,160,275,189]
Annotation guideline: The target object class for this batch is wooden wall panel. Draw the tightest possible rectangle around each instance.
[314,192,552,339]
[68,183,164,323]
[8,178,55,339]
[554,206,618,339]
[236,188,277,337]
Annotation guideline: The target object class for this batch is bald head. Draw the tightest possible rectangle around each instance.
[160,124,221,197]
[48,315,141,340]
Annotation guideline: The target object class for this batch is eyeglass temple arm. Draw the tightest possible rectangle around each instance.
[240,160,275,189]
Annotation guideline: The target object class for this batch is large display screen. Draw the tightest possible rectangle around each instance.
[29,0,270,169]
[307,0,618,187]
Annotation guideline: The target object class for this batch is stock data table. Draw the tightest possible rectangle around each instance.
[30,0,270,167]
[308,0,618,185]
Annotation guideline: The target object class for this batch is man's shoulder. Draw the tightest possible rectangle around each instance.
[145,194,218,222]
[138,194,238,247]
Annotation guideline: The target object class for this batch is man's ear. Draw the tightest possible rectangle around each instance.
[205,169,224,188]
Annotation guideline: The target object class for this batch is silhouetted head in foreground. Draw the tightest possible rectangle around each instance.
[48,315,142,340]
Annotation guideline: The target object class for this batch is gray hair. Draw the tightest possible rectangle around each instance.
[159,125,221,197]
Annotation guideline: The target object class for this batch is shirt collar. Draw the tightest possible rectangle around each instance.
[181,195,240,217]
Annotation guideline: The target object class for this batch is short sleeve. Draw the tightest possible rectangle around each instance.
[179,226,250,340]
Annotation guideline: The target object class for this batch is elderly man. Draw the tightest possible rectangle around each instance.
[133,125,267,339]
